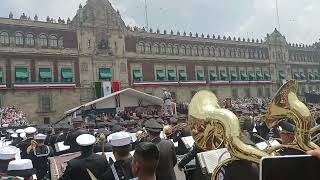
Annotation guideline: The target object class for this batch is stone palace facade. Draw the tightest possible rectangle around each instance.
[0,0,320,124]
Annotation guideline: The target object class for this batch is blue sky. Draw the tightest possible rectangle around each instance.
[1,0,320,44]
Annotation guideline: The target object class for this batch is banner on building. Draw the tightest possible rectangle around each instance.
[103,81,112,97]
[112,81,121,93]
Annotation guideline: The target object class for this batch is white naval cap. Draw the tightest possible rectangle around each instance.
[24,127,37,134]
[76,134,96,146]
[109,131,133,147]
[7,159,33,171]
[20,132,26,138]
[6,129,14,134]
[11,133,18,138]
[0,146,18,160]
[2,124,8,128]
[15,129,24,134]
[34,133,46,140]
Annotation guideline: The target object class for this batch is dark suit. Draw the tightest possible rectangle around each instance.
[151,137,177,180]
[173,126,192,155]
[101,157,134,180]
[93,142,112,153]
[59,153,109,180]
[17,138,32,159]
[64,128,88,153]
[218,160,259,180]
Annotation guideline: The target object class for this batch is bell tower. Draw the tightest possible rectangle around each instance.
[72,0,128,103]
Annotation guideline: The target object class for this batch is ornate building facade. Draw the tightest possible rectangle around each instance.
[0,0,319,124]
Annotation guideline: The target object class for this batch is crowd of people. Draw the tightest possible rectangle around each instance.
[0,106,27,126]
[0,94,319,180]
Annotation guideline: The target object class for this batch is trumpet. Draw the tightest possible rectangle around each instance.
[163,123,188,137]
[136,128,148,141]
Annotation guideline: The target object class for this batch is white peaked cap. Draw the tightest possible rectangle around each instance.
[76,134,96,146]
[24,127,37,134]
[7,159,33,171]
[20,132,26,138]
[6,129,14,134]
[16,129,24,134]
[2,124,8,128]
[11,133,18,138]
[34,133,47,140]
[109,131,133,147]
[0,146,18,160]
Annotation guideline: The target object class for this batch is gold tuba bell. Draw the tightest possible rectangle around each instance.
[264,80,319,153]
[188,90,269,180]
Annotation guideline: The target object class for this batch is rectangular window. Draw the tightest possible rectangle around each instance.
[0,69,3,83]
[61,68,73,82]
[264,71,271,80]
[179,70,187,81]
[156,70,165,81]
[308,72,315,80]
[220,70,228,81]
[230,71,237,81]
[133,69,142,82]
[300,72,306,80]
[44,117,50,124]
[15,68,29,83]
[240,71,248,81]
[168,70,176,81]
[99,68,112,81]
[279,71,287,80]
[39,68,52,82]
[293,72,300,80]
[210,70,217,81]
[248,71,256,81]
[40,95,51,113]
[256,71,263,80]
[196,70,204,81]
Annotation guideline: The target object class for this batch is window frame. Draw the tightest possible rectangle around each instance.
[15,32,24,46]
[38,68,52,82]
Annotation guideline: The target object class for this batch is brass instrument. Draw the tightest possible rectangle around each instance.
[310,124,320,144]
[136,128,148,141]
[264,80,319,153]
[163,123,188,137]
[188,90,269,180]
[27,140,38,155]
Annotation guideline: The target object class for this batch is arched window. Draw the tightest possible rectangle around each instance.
[160,44,166,54]
[58,37,64,48]
[222,48,226,57]
[233,49,236,58]
[237,49,241,58]
[206,47,210,56]
[153,43,160,54]
[39,34,48,47]
[15,32,24,46]
[199,46,204,56]
[211,47,215,57]
[25,33,34,46]
[218,48,222,57]
[48,35,58,48]
[187,45,192,56]
[167,44,173,55]
[145,43,151,53]
[0,32,9,45]
[173,44,179,55]
[228,48,232,57]
[137,42,145,53]
[192,46,199,56]
[181,45,186,55]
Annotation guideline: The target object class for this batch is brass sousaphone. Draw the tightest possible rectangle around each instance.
[188,90,269,180]
[264,80,319,153]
